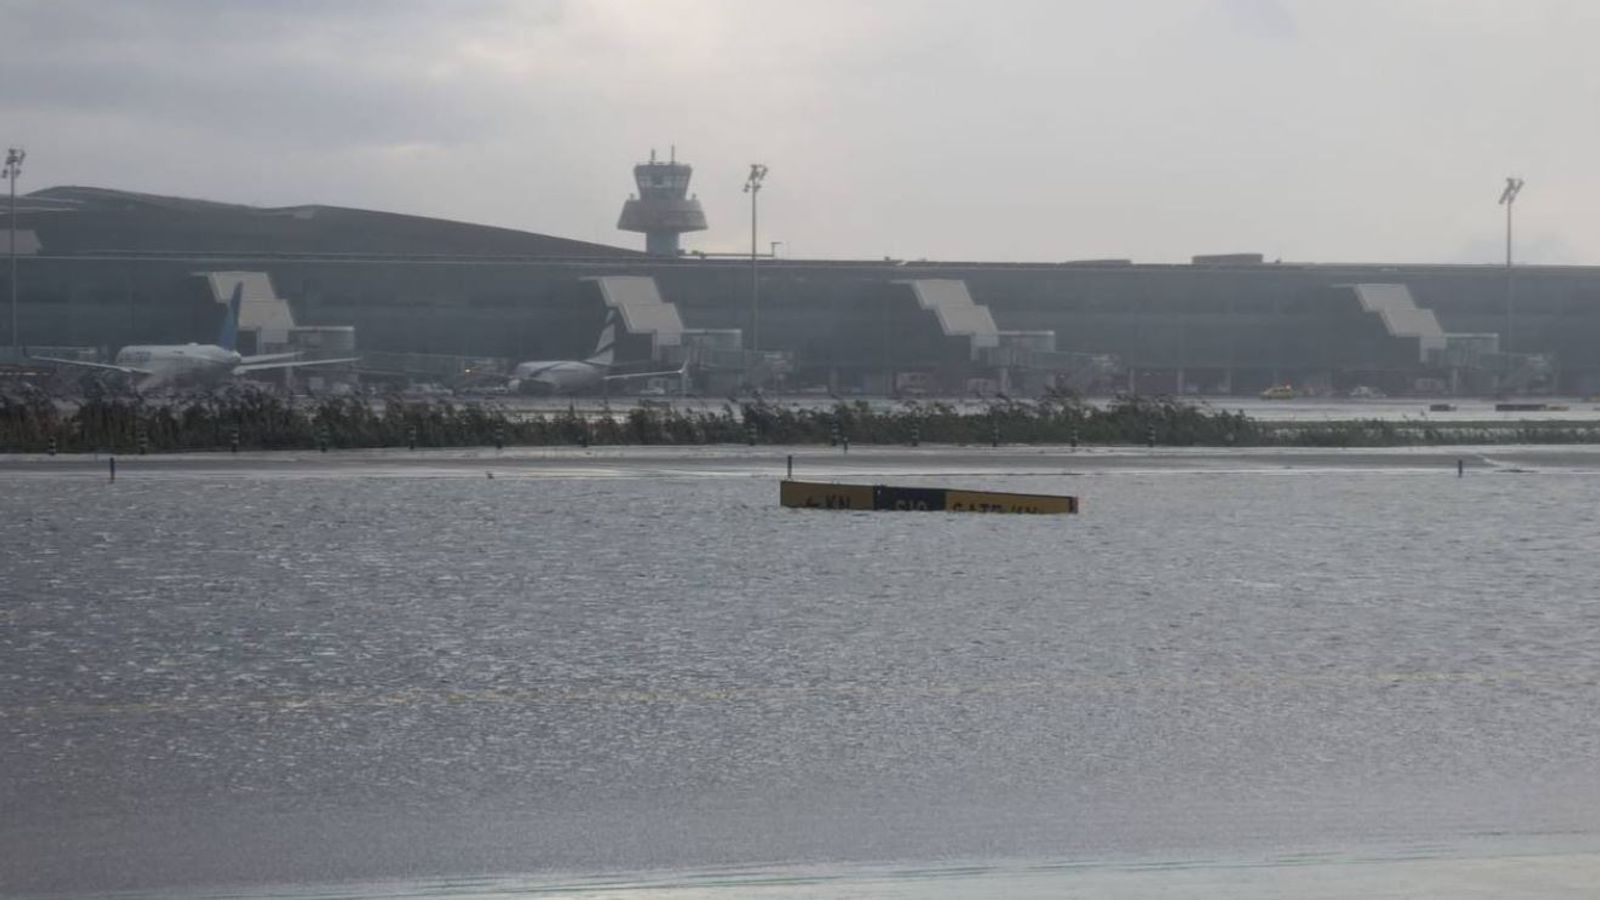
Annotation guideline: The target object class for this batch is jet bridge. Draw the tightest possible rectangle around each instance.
[1343,283,1448,362]
[198,271,296,354]
[894,278,1001,360]
[582,275,684,361]
[883,279,1113,394]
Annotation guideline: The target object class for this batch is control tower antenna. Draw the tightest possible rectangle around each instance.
[617,147,707,256]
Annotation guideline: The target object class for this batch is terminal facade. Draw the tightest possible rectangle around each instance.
[3,182,1598,396]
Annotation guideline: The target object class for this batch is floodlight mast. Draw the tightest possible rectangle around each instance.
[4,147,24,357]
[1498,176,1524,357]
[743,163,769,361]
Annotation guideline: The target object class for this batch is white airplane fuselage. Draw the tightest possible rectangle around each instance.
[506,309,683,395]
[509,360,606,394]
[117,344,245,386]
[34,282,360,389]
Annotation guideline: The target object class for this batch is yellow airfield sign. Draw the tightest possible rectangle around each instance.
[780,480,1077,515]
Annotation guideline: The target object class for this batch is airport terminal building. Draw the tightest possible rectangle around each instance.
[5,177,1600,396]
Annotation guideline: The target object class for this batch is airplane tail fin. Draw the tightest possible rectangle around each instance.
[217,283,242,351]
[585,308,620,367]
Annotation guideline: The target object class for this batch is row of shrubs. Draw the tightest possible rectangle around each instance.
[3,388,1599,452]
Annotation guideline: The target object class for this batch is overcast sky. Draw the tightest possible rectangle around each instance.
[3,0,1597,263]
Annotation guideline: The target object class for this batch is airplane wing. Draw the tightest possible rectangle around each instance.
[233,356,361,374]
[602,363,689,382]
[31,356,154,377]
[237,351,303,365]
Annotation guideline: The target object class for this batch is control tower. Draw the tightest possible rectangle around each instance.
[616,148,707,256]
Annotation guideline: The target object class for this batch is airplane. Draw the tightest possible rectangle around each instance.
[508,307,687,394]
[33,284,359,389]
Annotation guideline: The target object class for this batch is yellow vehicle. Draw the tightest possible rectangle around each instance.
[1259,384,1295,400]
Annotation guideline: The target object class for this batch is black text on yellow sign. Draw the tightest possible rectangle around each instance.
[780,481,1077,515]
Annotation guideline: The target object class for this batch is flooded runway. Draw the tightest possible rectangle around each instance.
[4,447,1600,896]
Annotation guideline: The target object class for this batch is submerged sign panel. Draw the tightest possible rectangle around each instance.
[779,481,876,510]
[780,481,1077,515]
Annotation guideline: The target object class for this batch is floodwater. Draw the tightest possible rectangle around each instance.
[1218,397,1600,422]
[493,394,1600,424]
[4,446,1600,897]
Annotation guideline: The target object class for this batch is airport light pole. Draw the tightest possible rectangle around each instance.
[4,147,23,357]
[1498,176,1524,357]
[743,163,768,358]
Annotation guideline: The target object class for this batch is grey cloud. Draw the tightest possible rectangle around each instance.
[3,0,550,148]
[8,0,528,45]
[1,0,1595,264]
[5,56,507,149]
[1215,0,1299,39]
